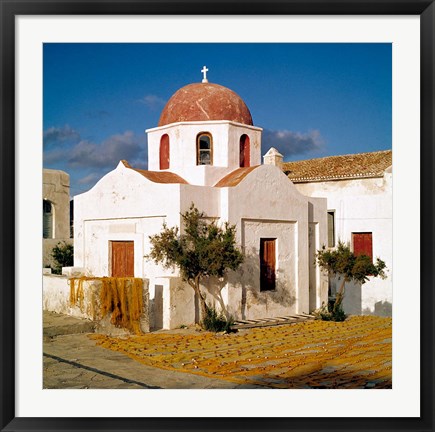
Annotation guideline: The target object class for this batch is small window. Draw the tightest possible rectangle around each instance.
[43,200,53,239]
[239,134,250,167]
[327,211,335,247]
[159,134,170,170]
[260,238,276,291]
[197,133,213,165]
[352,232,373,261]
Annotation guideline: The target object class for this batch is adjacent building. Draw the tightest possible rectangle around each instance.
[43,169,72,269]
[283,150,392,316]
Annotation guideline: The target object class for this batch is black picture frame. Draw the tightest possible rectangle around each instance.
[1,1,434,431]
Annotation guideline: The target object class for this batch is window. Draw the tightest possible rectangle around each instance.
[43,200,53,239]
[260,238,276,291]
[159,134,170,170]
[327,211,335,247]
[352,232,373,261]
[239,134,250,167]
[197,133,213,165]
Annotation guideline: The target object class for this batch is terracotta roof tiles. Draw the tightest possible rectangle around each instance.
[282,150,392,183]
[121,161,188,184]
[214,166,260,187]
[133,169,189,184]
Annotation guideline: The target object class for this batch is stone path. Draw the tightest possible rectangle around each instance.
[43,312,263,389]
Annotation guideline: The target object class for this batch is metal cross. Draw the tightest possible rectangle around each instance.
[201,65,209,83]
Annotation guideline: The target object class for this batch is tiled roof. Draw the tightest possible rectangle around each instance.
[133,169,189,184]
[282,150,392,183]
[121,160,188,184]
[214,166,260,187]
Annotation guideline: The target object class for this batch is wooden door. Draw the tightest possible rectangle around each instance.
[111,241,134,277]
[260,238,276,291]
[352,233,373,261]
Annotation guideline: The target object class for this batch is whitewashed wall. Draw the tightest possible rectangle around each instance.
[73,161,329,328]
[218,165,328,320]
[294,172,392,316]
[147,121,262,186]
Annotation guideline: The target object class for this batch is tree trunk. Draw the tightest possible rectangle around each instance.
[189,276,209,323]
[333,277,346,313]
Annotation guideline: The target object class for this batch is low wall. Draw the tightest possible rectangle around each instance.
[150,277,195,330]
[43,274,150,334]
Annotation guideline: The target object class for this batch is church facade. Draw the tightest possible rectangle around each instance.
[73,75,329,329]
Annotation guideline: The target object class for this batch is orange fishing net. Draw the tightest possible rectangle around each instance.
[69,277,144,334]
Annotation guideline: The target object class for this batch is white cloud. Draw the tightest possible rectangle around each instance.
[43,125,81,149]
[68,131,146,169]
[139,94,167,110]
[262,129,324,158]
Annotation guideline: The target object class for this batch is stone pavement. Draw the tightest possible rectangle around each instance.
[43,312,263,389]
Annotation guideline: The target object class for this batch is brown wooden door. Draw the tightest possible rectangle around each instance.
[111,241,134,277]
[352,233,373,261]
[260,238,276,291]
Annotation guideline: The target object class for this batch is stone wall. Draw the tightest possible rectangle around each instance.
[43,169,72,268]
[43,274,150,334]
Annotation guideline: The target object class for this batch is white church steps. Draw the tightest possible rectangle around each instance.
[231,314,314,330]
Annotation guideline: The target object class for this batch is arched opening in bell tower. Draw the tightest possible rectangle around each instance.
[239,134,250,167]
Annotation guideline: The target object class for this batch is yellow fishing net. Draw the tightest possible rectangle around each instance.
[91,315,392,388]
[69,276,144,334]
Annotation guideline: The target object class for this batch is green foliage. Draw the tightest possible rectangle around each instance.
[51,241,74,275]
[148,204,244,281]
[147,203,244,323]
[313,302,347,322]
[316,241,387,284]
[316,241,387,321]
[202,305,235,333]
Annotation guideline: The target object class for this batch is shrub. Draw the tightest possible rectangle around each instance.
[202,305,234,333]
[51,241,73,274]
[313,302,347,322]
[316,241,387,316]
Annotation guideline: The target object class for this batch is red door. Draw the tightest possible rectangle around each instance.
[352,233,373,261]
[260,238,276,291]
[111,241,134,277]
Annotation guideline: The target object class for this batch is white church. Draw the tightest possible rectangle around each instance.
[72,67,392,329]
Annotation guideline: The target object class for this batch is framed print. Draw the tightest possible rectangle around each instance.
[1,1,434,431]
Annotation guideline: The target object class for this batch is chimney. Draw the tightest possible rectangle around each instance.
[263,147,283,169]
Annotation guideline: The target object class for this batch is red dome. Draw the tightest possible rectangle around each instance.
[158,82,253,127]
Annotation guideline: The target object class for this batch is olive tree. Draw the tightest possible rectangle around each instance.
[316,241,387,320]
[147,204,244,323]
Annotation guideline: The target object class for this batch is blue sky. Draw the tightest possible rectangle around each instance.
[43,43,392,196]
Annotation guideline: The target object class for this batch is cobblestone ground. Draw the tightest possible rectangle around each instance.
[91,315,392,389]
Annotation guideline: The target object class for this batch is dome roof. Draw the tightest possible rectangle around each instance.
[158,82,253,127]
